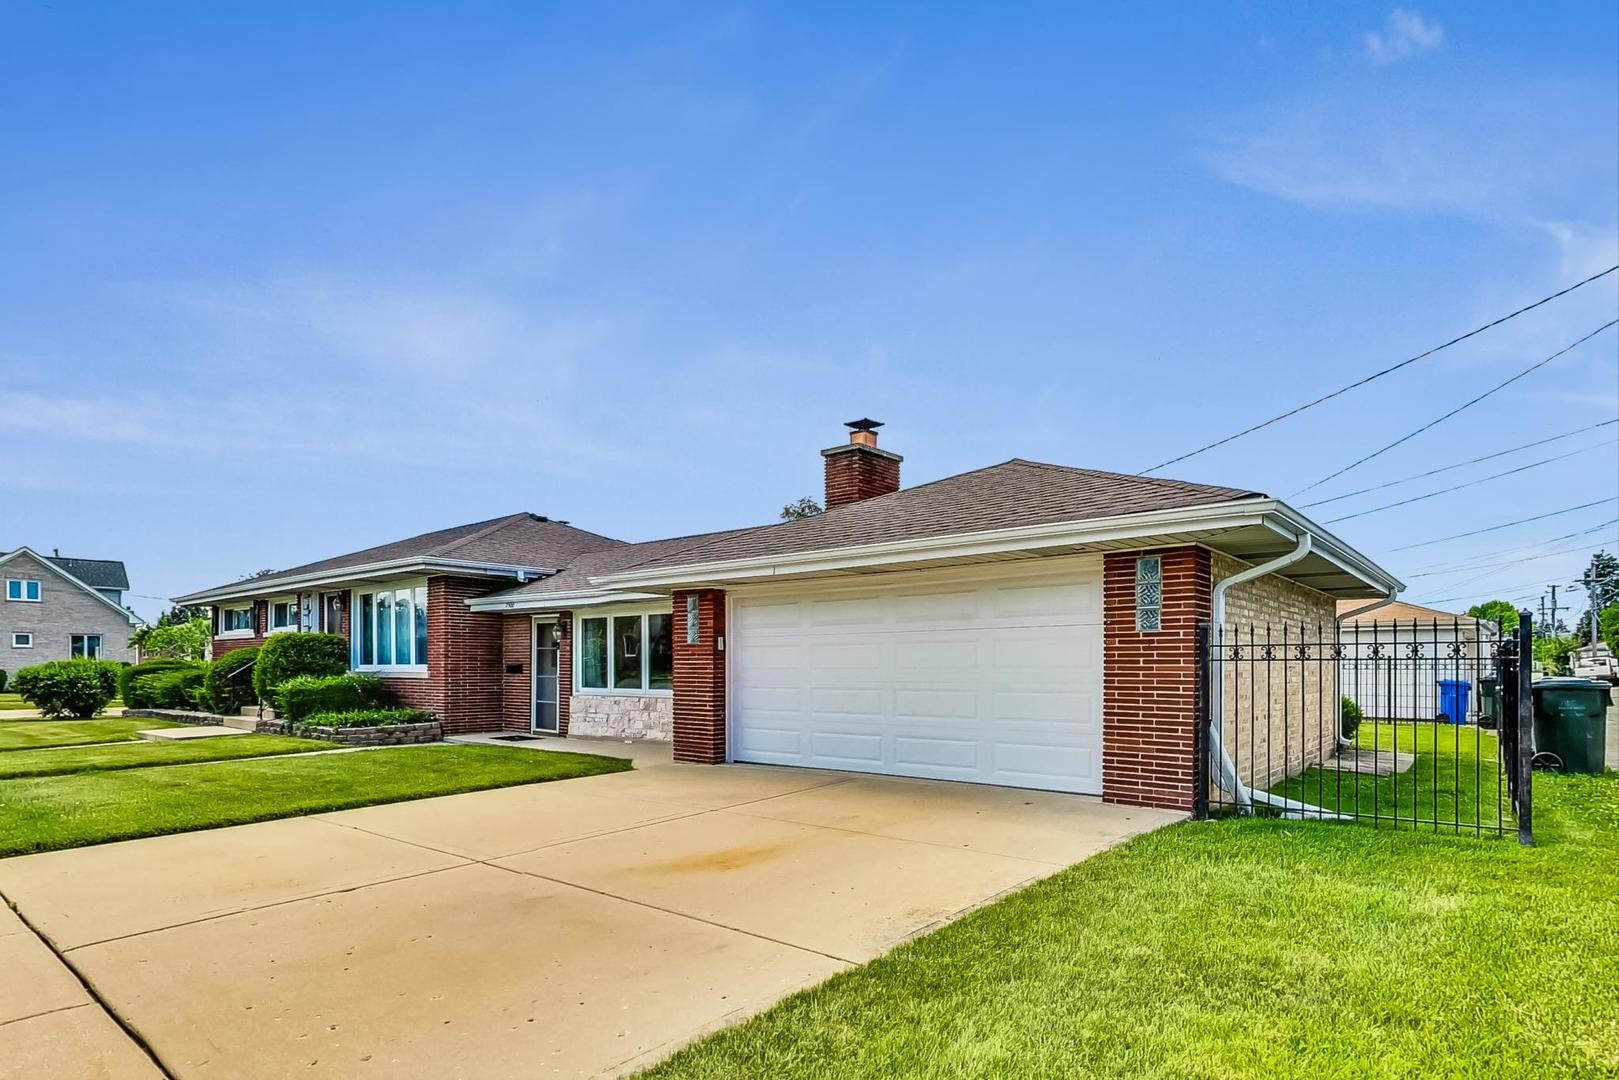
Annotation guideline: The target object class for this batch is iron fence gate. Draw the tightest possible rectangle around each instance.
[1195,614,1533,842]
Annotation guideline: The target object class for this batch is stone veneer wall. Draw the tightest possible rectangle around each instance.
[567,694,673,741]
[1211,552,1340,789]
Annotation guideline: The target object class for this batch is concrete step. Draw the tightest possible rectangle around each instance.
[140,726,249,741]
[221,715,259,731]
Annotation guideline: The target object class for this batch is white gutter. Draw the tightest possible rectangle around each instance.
[1209,530,1349,821]
[1332,587,1400,748]
[466,588,669,612]
[175,557,553,605]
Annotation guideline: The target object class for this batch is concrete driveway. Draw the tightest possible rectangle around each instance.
[0,748,1180,1079]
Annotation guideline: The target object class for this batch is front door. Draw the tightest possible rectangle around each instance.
[533,620,560,734]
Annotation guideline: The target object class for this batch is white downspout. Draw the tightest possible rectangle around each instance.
[1333,587,1399,748]
[1209,531,1349,820]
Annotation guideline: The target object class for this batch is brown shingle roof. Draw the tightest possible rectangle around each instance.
[599,459,1264,577]
[489,527,763,600]
[194,513,623,594]
[1336,599,1466,623]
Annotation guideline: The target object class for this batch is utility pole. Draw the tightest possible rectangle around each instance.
[1580,557,1603,645]
[1546,585,1561,637]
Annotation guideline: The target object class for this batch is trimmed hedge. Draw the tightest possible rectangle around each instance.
[0,668,7,693]
[1341,695,1364,740]
[205,646,260,713]
[119,658,199,706]
[275,673,384,723]
[302,707,432,728]
[253,633,349,700]
[134,668,209,710]
[12,659,121,719]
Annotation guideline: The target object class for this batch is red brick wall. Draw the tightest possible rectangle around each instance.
[556,612,572,737]
[822,446,901,508]
[501,616,531,733]
[1102,546,1211,811]
[672,590,726,763]
[428,576,503,735]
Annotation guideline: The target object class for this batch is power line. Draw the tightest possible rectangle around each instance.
[1390,497,1619,552]
[1403,518,1619,573]
[1321,439,1616,524]
[1293,320,1618,496]
[1299,418,1619,508]
[1405,539,1616,579]
[1141,265,1619,474]
[1410,541,1615,596]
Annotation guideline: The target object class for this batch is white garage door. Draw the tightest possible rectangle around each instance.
[729,559,1104,794]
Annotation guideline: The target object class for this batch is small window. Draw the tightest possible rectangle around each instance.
[223,607,254,632]
[11,632,32,648]
[271,600,298,630]
[6,579,41,602]
[579,611,674,692]
[1135,556,1162,633]
[70,634,102,659]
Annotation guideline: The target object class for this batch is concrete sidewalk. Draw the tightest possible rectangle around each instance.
[0,755,1178,1078]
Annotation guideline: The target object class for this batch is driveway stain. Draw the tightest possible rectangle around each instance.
[647,843,789,873]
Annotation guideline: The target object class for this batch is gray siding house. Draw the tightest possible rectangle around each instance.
[1,547,142,665]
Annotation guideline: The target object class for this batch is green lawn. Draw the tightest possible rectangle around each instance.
[0,744,632,856]
[0,733,330,779]
[641,770,1619,1079]
[0,717,185,751]
[1272,721,1511,831]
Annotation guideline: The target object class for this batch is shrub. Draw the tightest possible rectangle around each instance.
[1340,695,1364,741]
[0,668,7,693]
[204,646,260,713]
[119,658,200,705]
[275,673,384,723]
[301,708,432,729]
[253,633,349,700]
[12,659,117,719]
[133,668,209,710]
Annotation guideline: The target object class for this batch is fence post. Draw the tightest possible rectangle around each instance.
[1193,621,1211,820]
[1515,612,1534,845]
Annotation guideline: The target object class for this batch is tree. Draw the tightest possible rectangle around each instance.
[1466,600,1519,633]
[155,604,207,626]
[1601,601,1619,655]
[129,617,212,661]
[1534,635,1578,676]
[1572,551,1618,646]
[780,497,823,521]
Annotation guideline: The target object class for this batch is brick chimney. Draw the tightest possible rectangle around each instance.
[822,419,902,509]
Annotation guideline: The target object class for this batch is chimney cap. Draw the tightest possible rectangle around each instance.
[844,418,883,432]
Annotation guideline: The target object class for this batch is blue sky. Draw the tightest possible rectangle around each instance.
[2,2,1616,624]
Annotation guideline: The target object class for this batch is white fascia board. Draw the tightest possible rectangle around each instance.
[466,588,667,612]
[1,546,145,625]
[590,501,1277,588]
[588,498,1405,597]
[175,557,554,605]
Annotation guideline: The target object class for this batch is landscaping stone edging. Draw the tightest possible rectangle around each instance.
[254,719,442,746]
[120,708,226,726]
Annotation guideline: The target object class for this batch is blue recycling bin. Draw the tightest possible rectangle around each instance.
[1437,679,1472,724]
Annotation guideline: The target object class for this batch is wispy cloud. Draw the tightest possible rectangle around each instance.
[1364,9,1445,65]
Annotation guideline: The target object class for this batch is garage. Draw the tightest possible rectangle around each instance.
[728,558,1104,794]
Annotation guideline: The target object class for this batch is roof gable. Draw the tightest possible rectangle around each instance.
[0,547,142,624]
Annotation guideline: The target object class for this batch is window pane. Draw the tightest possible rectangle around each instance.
[4,581,15,600]
[414,587,428,665]
[27,581,39,600]
[376,592,393,665]
[394,590,412,664]
[87,635,101,659]
[580,618,608,689]
[71,635,84,658]
[613,615,643,690]
[647,613,672,690]
[360,594,374,665]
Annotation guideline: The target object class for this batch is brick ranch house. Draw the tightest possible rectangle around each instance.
[175,421,1402,811]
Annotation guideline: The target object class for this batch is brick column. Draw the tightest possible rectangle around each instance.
[556,612,572,737]
[1102,546,1211,810]
[672,589,726,764]
[424,576,503,735]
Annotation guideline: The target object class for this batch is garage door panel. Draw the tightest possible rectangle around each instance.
[731,562,1103,795]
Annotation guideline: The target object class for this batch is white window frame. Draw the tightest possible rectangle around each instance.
[572,603,674,697]
[5,579,41,603]
[219,605,255,638]
[350,581,429,675]
[267,596,301,635]
[10,632,32,648]
[70,634,102,659]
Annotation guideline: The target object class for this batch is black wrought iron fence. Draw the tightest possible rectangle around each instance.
[1195,613,1532,842]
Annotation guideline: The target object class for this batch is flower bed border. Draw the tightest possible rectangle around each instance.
[255,718,441,746]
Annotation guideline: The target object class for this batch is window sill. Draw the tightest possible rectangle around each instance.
[574,688,673,698]
[354,666,428,678]
[217,629,256,640]
[4,598,41,604]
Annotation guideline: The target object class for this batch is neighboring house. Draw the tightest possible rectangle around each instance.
[1337,599,1495,721]
[0,547,143,664]
[176,421,1403,811]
